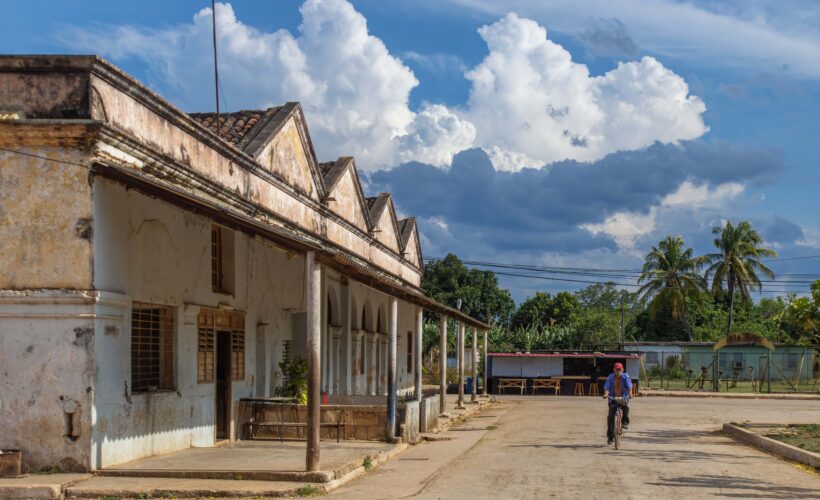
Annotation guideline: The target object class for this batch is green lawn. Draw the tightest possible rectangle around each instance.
[765,425,820,454]
[642,377,820,393]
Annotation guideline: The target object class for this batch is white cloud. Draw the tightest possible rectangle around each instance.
[581,180,745,250]
[65,2,710,173]
[431,0,820,79]
[464,13,707,170]
[65,1,468,171]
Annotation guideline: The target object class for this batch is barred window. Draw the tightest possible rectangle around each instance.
[787,353,799,370]
[232,329,245,380]
[281,340,292,363]
[131,303,175,392]
[407,331,413,373]
[211,225,223,292]
[645,352,659,364]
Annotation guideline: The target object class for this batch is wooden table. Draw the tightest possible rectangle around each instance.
[531,378,560,395]
[497,378,527,395]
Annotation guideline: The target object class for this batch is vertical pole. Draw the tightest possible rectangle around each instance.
[620,292,625,349]
[439,315,448,414]
[305,251,321,471]
[471,327,478,402]
[387,297,398,441]
[482,329,489,396]
[767,350,772,393]
[415,307,423,402]
[457,322,465,409]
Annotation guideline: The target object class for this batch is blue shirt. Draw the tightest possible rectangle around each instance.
[604,372,632,399]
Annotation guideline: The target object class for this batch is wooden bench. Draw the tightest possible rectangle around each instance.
[497,378,527,395]
[245,420,346,442]
[532,378,560,395]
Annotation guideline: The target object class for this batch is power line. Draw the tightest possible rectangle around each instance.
[0,147,92,171]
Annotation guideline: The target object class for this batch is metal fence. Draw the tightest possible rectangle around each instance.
[639,349,820,393]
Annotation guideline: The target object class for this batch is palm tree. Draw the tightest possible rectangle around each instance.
[637,236,706,341]
[701,220,777,339]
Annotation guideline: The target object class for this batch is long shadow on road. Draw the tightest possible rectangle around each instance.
[646,474,820,499]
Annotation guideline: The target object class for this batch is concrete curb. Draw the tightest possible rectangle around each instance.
[0,474,91,499]
[641,390,820,401]
[723,423,820,469]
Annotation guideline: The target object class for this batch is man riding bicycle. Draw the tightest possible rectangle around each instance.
[602,362,632,445]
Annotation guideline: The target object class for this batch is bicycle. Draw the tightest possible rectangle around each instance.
[609,396,629,449]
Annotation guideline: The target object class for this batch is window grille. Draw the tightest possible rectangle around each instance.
[211,225,223,291]
[645,352,659,364]
[787,353,799,370]
[131,303,175,392]
[282,340,292,362]
[407,331,413,373]
[232,329,245,380]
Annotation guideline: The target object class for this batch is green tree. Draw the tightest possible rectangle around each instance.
[422,253,515,326]
[512,291,578,329]
[637,236,706,341]
[701,220,776,341]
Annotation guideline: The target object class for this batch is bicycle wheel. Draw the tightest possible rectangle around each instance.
[614,406,622,450]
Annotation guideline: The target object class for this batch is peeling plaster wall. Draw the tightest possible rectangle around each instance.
[88,74,421,287]
[255,117,319,202]
[0,148,93,289]
[327,168,368,232]
[373,206,400,254]
[0,291,95,472]
[91,179,305,468]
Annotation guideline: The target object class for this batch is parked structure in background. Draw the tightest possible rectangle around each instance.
[621,338,819,392]
[0,55,489,473]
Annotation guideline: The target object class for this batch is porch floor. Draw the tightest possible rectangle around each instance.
[99,440,397,482]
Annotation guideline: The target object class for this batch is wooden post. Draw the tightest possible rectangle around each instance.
[305,251,321,471]
[439,315,447,414]
[415,307,423,402]
[387,297,398,440]
[482,329,489,396]
[457,322,465,409]
[471,326,478,402]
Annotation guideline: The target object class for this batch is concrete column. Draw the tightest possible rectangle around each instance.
[457,321,465,409]
[351,331,362,395]
[341,284,351,395]
[367,333,377,395]
[305,251,321,471]
[483,329,489,396]
[439,315,448,414]
[471,326,478,402]
[387,297,398,441]
[415,307,423,402]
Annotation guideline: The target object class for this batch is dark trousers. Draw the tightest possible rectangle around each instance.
[607,403,630,440]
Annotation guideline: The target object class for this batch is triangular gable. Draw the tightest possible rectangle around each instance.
[320,157,371,233]
[398,217,424,270]
[242,102,326,201]
[367,193,402,253]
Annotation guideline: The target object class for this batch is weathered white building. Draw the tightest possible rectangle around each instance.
[0,55,487,472]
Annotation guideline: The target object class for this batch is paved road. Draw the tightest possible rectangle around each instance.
[329,396,820,499]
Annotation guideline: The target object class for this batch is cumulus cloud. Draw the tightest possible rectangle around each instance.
[464,13,708,170]
[582,180,746,250]
[64,1,469,170]
[64,2,710,173]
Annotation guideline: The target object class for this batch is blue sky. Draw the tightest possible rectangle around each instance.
[5,0,818,301]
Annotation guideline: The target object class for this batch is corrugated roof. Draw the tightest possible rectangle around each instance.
[489,352,641,359]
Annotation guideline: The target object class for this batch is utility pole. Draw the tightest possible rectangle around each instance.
[210,0,220,137]
[620,291,626,349]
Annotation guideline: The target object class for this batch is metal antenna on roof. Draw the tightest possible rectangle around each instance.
[211,0,221,138]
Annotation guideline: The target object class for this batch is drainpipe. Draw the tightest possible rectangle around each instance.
[415,307,423,402]
[387,297,398,441]
[305,251,321,471]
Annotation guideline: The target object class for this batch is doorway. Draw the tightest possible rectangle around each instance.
[216,331,232,440]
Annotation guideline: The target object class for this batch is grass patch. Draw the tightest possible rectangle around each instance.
[485,425,497,430]
[765,424,820,454]
[295,484,324,497]
[362,454,373,471]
